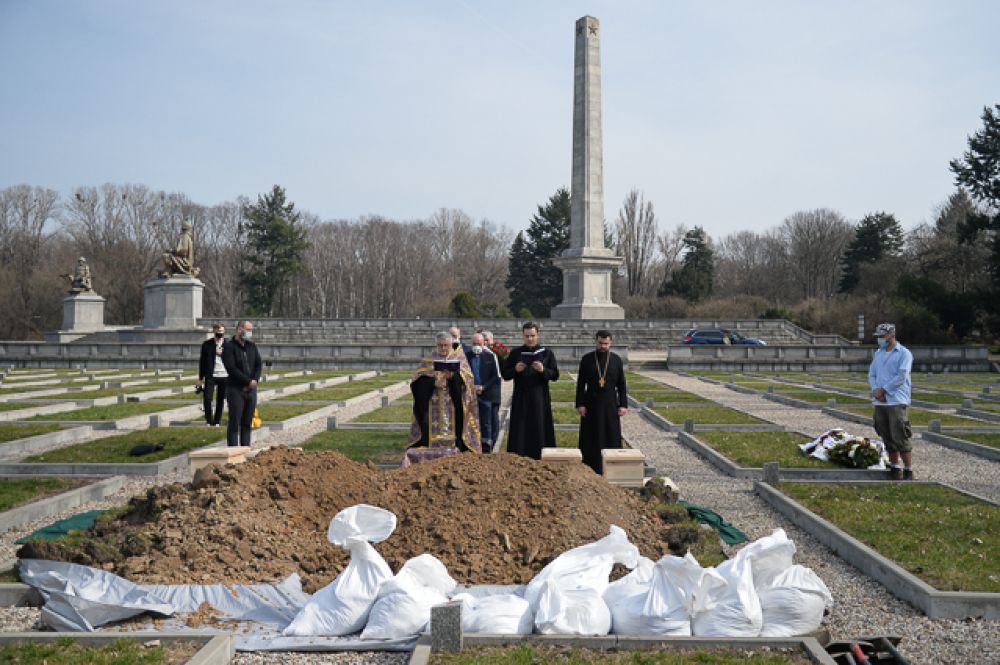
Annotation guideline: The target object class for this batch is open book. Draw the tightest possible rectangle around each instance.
[433,359,461,372]
[520,347,548,364]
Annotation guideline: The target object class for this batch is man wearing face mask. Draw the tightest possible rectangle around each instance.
[469,332,501,452]
[868,322,914,480]
[448,325,473,360]
[221,320,262,447]
[197,322,228,426]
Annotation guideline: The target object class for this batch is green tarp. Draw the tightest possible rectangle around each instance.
[15,509,107,544]
[678,500,748,545]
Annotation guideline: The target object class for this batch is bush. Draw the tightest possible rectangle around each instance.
[449,292,481,317]
[621,295,688,319]
[688,296,769,319]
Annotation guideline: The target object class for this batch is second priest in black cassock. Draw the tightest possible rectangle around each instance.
[575,330,628,474]
[501,321,559,459]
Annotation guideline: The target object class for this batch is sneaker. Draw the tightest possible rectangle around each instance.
[902,468,915,480]
[889,467,903,481]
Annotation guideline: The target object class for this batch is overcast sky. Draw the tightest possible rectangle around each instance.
[1,1,997,238]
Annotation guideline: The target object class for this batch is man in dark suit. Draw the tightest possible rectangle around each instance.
[469,332,501,452]
[197,322,228,426]
[221,320,262,447]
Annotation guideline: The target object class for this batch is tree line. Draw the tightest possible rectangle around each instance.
[1,105,996,344]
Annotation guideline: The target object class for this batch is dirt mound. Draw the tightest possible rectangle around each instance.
[20,447,693,592]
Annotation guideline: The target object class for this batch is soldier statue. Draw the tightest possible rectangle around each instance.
[62,257,94,293]
[161,221,200,278]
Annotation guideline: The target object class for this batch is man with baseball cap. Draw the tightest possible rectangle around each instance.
[868,322,914,479]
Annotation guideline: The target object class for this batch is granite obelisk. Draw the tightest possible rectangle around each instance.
[551,15,624,320]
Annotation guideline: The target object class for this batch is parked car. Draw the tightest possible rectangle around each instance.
[682,328,767,345]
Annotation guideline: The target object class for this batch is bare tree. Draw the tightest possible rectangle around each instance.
[614,189,658,296]
[653,223,688,294]
[0,185,61,338]
[779,209,854,300]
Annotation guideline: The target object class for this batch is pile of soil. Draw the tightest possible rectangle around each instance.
[19,447,708,592]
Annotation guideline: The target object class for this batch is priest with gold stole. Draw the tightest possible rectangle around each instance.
[575,330,628,474]
[402,331,482,467]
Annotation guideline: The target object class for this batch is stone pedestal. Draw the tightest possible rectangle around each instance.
[551,251,624,320]
[143,275,203,329]
[62,292,106,332]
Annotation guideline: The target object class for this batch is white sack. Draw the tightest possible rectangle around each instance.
[758,565,833,637]
[691,548,762,637]
[524,525,639,609]
[452,592,534,635]
[602,556,655,610]
[283,504,396,637]
[740,528,796,589]
[534,580,611,635]
[361,553,457,640]
[609,553,705,636]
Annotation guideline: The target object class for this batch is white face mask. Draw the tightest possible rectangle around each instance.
[243,330,253,341]
[472,345,483,354]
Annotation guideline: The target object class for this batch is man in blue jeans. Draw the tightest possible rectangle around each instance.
[469,332,501,452]
[868,322,914,480]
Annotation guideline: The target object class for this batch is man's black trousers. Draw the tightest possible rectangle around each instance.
[203,377,227,425]
[225,386,257,447]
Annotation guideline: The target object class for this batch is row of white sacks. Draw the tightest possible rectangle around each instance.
[283,504,833,640]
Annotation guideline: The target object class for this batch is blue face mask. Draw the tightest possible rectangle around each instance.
[877,337,888,350]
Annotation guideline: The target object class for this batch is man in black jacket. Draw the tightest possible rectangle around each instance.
[221,320,262,447]
[197,322,228,426]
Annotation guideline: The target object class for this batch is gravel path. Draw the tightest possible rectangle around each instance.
[627,370,1000,664]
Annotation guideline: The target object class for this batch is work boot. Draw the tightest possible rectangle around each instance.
[889,467,903,481]
[902,468,915,480]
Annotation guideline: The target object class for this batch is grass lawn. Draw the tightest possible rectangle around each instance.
[354,404,412,423]
[23,427,227,463]
[652,405,764,425]
[552,404,581,424]
[0,423,63,442]
[694,431,837,469]
[499,430,580,452]
[547,382,578,402]
[0,400,56,412]
[633,389,711,404]
[946,432,1000,449]
[255,403,328,421]
[300,428,409,463]
[271,376,406,402]
[0,636,175,665]
[431,645,810,665]
[911,391,968,405]
[780,482,1000,592]
[774,389,871,406]
[27,402,181,422]
[970,402,1000,412]
[0,477,89,511]
[837,406,987,427]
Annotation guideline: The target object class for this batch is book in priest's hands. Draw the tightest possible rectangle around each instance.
[520,347,548,364]
[433,359,461,372]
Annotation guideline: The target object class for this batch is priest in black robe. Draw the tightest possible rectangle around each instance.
[501,321,559,459]
[575,330,628,474]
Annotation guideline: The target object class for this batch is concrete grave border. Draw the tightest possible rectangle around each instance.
[411,632,836,665]
[0,475,125,532]
[921,431,1000,462]
[956,406,1000,423]
[0,429,271,477]
[820,405,1000,433]
[754,479,1000,619]
[676,431,889,481]
[0,632,233,665]
[0,425,95,461]
[640,406,783,433]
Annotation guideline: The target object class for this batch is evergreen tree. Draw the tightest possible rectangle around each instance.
[838,212,904,293]
[448,292,481,317]
[950,104,1000,290]
[660,226,714,301]
[505,188,571,316]
[240,185,310,317]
